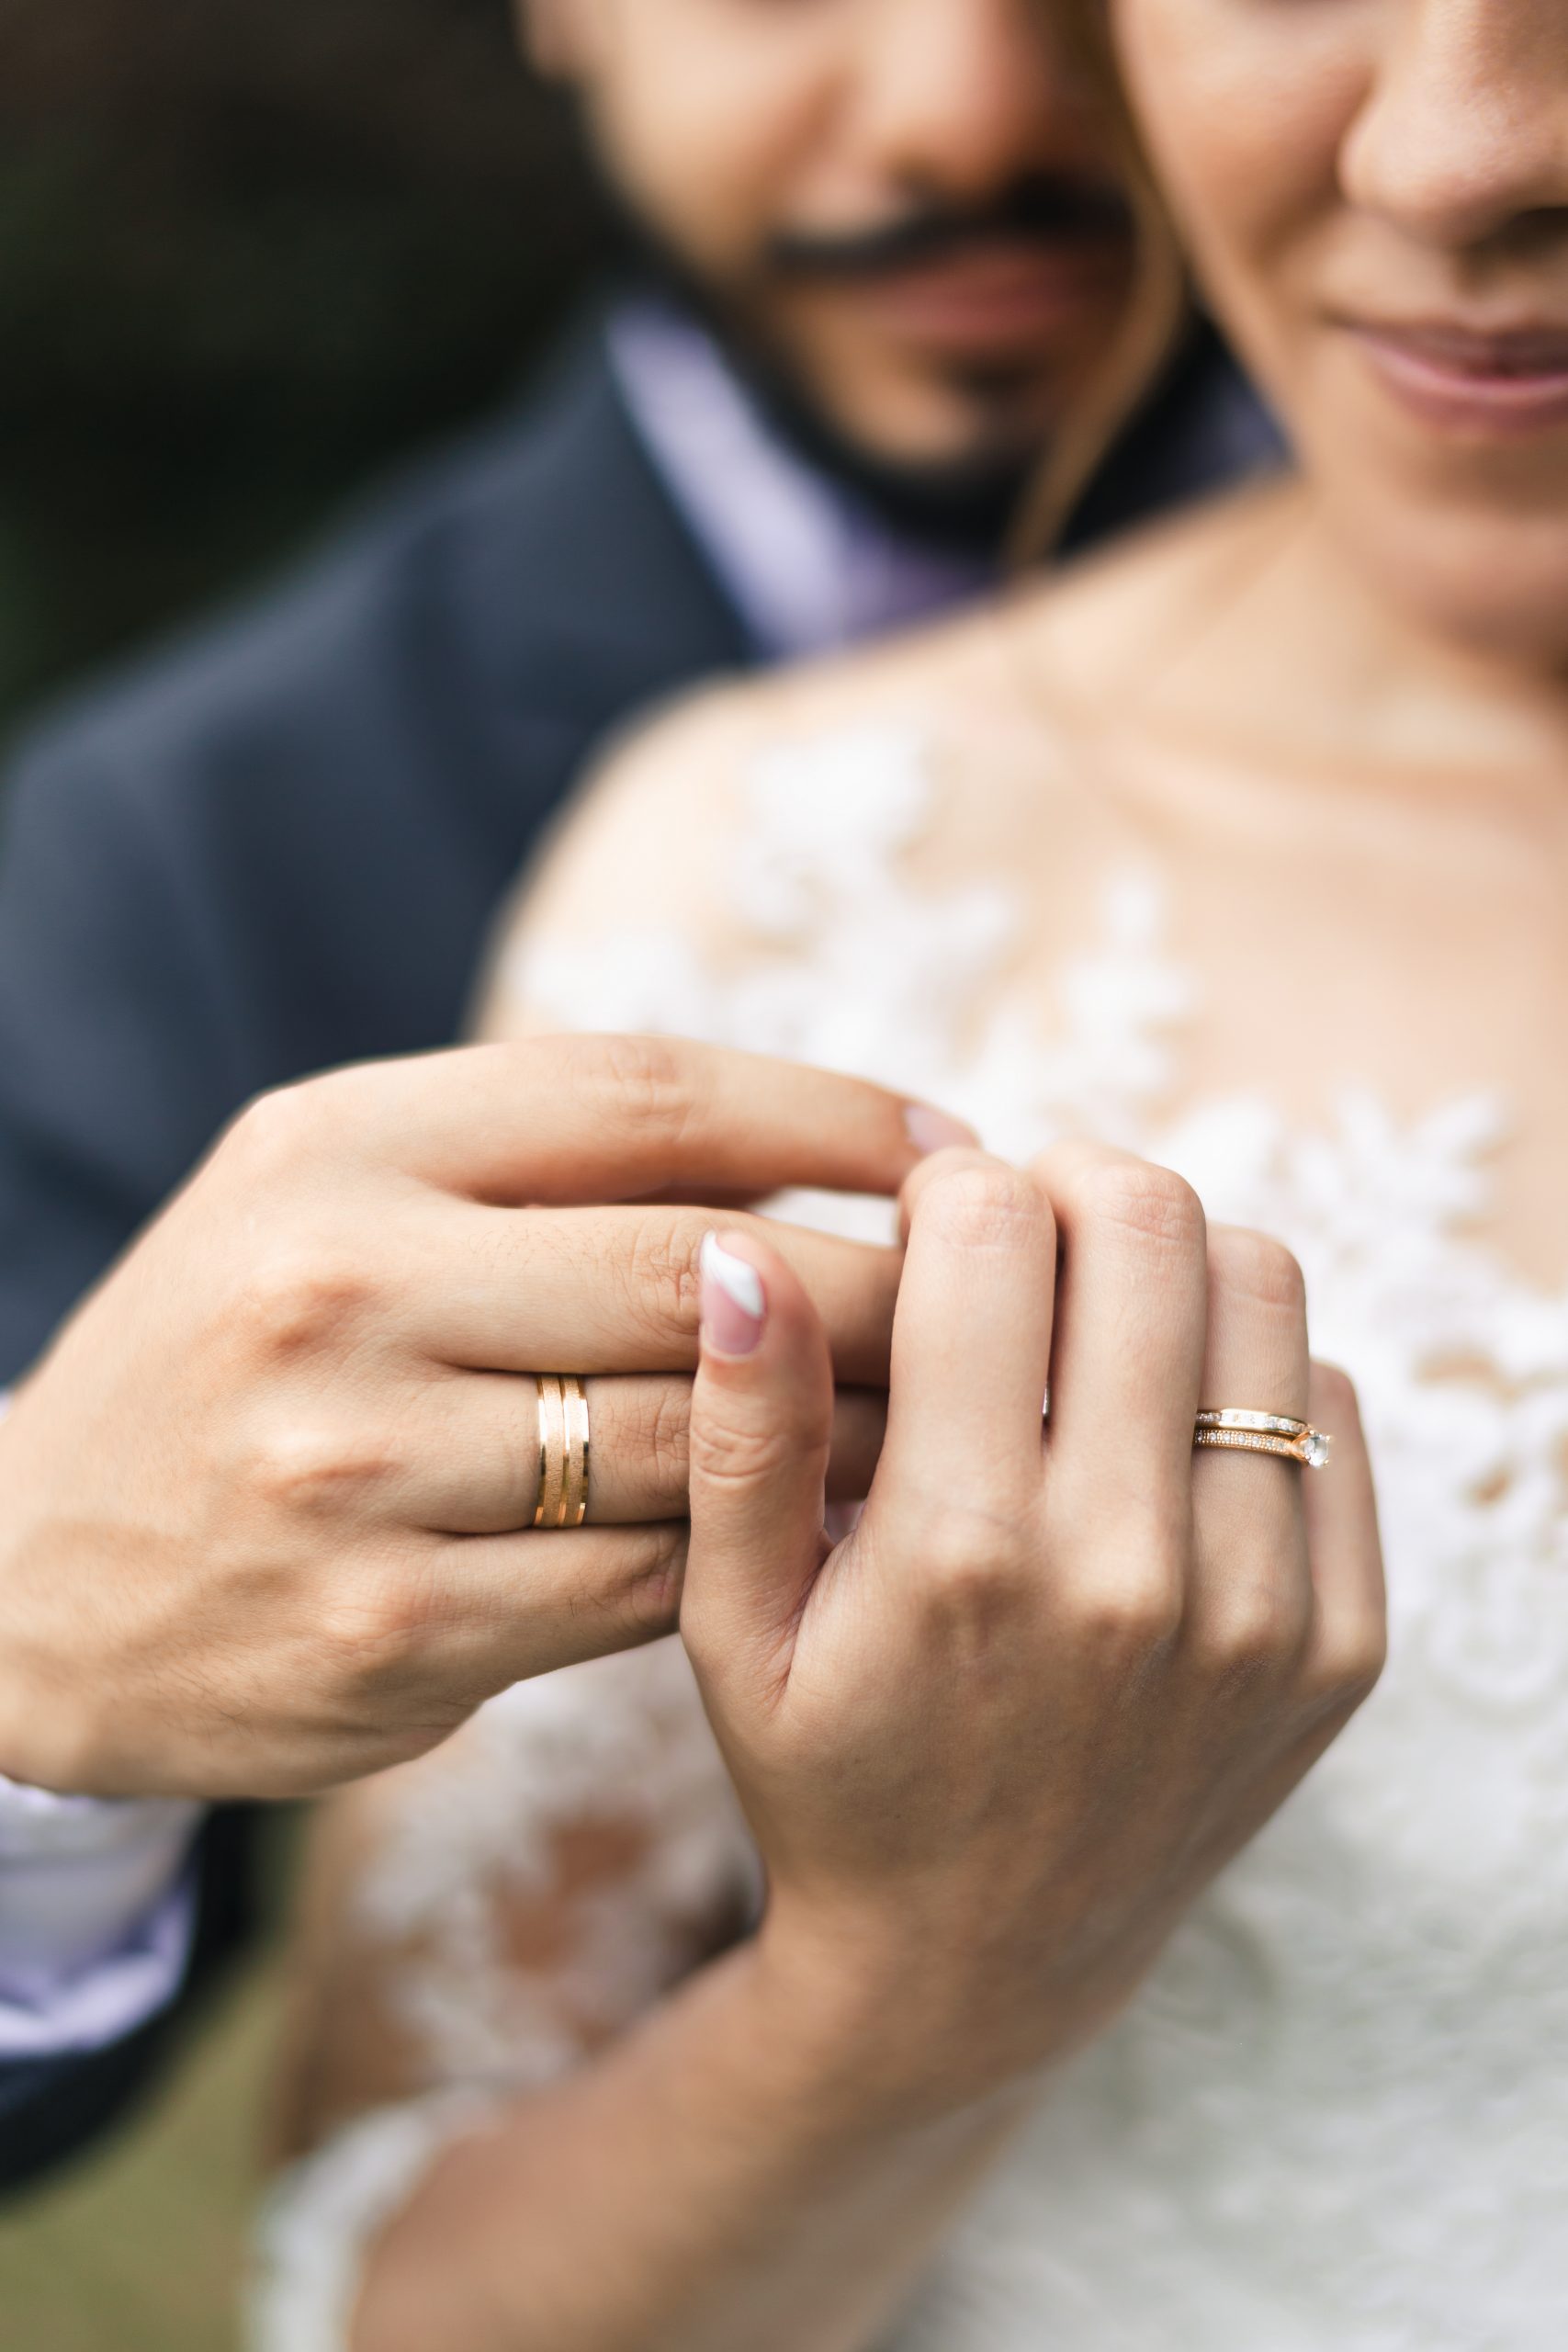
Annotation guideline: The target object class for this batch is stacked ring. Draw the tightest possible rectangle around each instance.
[533,1374,592,1527]
[1193,1408,1331,1470]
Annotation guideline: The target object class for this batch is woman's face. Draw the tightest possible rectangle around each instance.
[1111,0,1568,662]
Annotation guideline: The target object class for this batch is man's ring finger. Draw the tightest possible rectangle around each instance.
[533,1373,592,1528]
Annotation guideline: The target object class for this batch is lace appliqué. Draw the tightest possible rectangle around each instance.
[512,724,1568,2350]
[258,724,1568,2352]
[355,1639,754,2094]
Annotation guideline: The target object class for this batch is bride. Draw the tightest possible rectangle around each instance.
[254,0,1568,2345]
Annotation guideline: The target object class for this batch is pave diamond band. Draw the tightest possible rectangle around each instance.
[1194,1408,1332,1470]
[1197,1409,1314,1439]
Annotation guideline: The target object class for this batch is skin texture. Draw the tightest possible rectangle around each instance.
[1111,0,1568,660]
[343,1150,1382,2352]
[520,0,1134,474]
[0,2,1150,1813]
[0,1038,964,1798]
[0,1,1146,1815]
[274,7,1566,2346]
[683,1152,1383,2113]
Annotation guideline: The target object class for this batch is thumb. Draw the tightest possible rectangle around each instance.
[683,1229,834,1680]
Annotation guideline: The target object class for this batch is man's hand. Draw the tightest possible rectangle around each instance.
[0,1035,966,1799]
[683,1141,1386,2126]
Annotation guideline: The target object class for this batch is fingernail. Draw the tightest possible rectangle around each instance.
[700,1231,766,1357]
[904,1103,978,1157]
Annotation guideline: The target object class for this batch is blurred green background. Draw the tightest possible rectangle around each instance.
[0,4,607,2341]
[0,1955,288,2352]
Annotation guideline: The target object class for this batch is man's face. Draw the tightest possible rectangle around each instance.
[523,0,1134,482]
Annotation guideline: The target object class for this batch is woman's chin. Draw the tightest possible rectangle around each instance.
[1337,505,1568,674]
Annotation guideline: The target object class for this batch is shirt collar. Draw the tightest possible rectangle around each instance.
[606,296,994,662]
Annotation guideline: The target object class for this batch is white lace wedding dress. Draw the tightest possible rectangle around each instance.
[251,728,1568,2352]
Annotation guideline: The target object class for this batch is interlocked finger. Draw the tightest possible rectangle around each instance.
[407,1371,888,1533]
[407,1199,903,1385]
[337,1035,962,1203]
[1029,1137,1210,1510]
[872,1151,1057,1541]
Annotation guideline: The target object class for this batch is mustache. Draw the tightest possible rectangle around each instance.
[764,177,1134,283]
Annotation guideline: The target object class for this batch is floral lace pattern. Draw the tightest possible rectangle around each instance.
[254,726,1568,2351]
[353,1640,755,2093]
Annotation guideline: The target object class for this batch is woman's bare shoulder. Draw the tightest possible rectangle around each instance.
[475,476,1298,1029]
[480,616,1009,991]
[579,610,1004,810]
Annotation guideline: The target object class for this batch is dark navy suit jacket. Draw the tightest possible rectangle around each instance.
[0,311,1275,2192]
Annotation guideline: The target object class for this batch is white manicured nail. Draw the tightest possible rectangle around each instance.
[700,1232,766,1356]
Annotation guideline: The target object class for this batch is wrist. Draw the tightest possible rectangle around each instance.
[0,1389,127,1797]
[668,1932,1027,2237]
[741,1903,1032,2140]
[0,1584,93,1800]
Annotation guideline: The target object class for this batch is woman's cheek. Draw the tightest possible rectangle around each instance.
[1111,0,1368,356]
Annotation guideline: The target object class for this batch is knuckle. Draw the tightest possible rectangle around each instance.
[645,1378,692,1495]
[582,1034,701,1150]
[315,1565,431,1690]
[902,1145,1006,1219]
[689,1405,820,1491]
[620,1212,703,1348]
[224,1076,330,1175]
[1305,1607,1388,1710]
[615,1523,687,1635]
[246,1416,397,1517]
[615,1378,693,1501]
[917,1160,1046,1254]
[1067,1552,1187,1658]
[916,1501,1036,1605]
[1208,1225,1307,1317]
[1193,1579,1312,1681]
[1075,1159,1205,1253]
[232,1244,374,1360]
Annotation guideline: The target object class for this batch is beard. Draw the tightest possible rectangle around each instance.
[613,179,1135,556]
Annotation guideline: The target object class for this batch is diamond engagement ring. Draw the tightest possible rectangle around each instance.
[532,1373,592,1527]
[1193,1408,1332,1470]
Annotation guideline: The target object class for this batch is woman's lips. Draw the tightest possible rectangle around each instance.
[1343,318,1568,435]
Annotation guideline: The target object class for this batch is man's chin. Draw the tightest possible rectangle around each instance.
[728,341,1049,551]
[626,233,1049,551]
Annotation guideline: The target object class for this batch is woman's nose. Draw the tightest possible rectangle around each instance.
[1338,0,1568,252]
[851,0,1092,203]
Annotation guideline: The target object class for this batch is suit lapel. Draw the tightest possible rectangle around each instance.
[492,320,755,718]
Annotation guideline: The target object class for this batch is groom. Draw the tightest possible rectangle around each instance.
[0,0,1276,2192]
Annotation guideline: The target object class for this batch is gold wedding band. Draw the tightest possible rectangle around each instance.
[1193,1408,1331,1470]
[532,1374,591,1528]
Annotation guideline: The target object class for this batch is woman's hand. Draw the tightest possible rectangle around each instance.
[684,1140,1386,2125]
